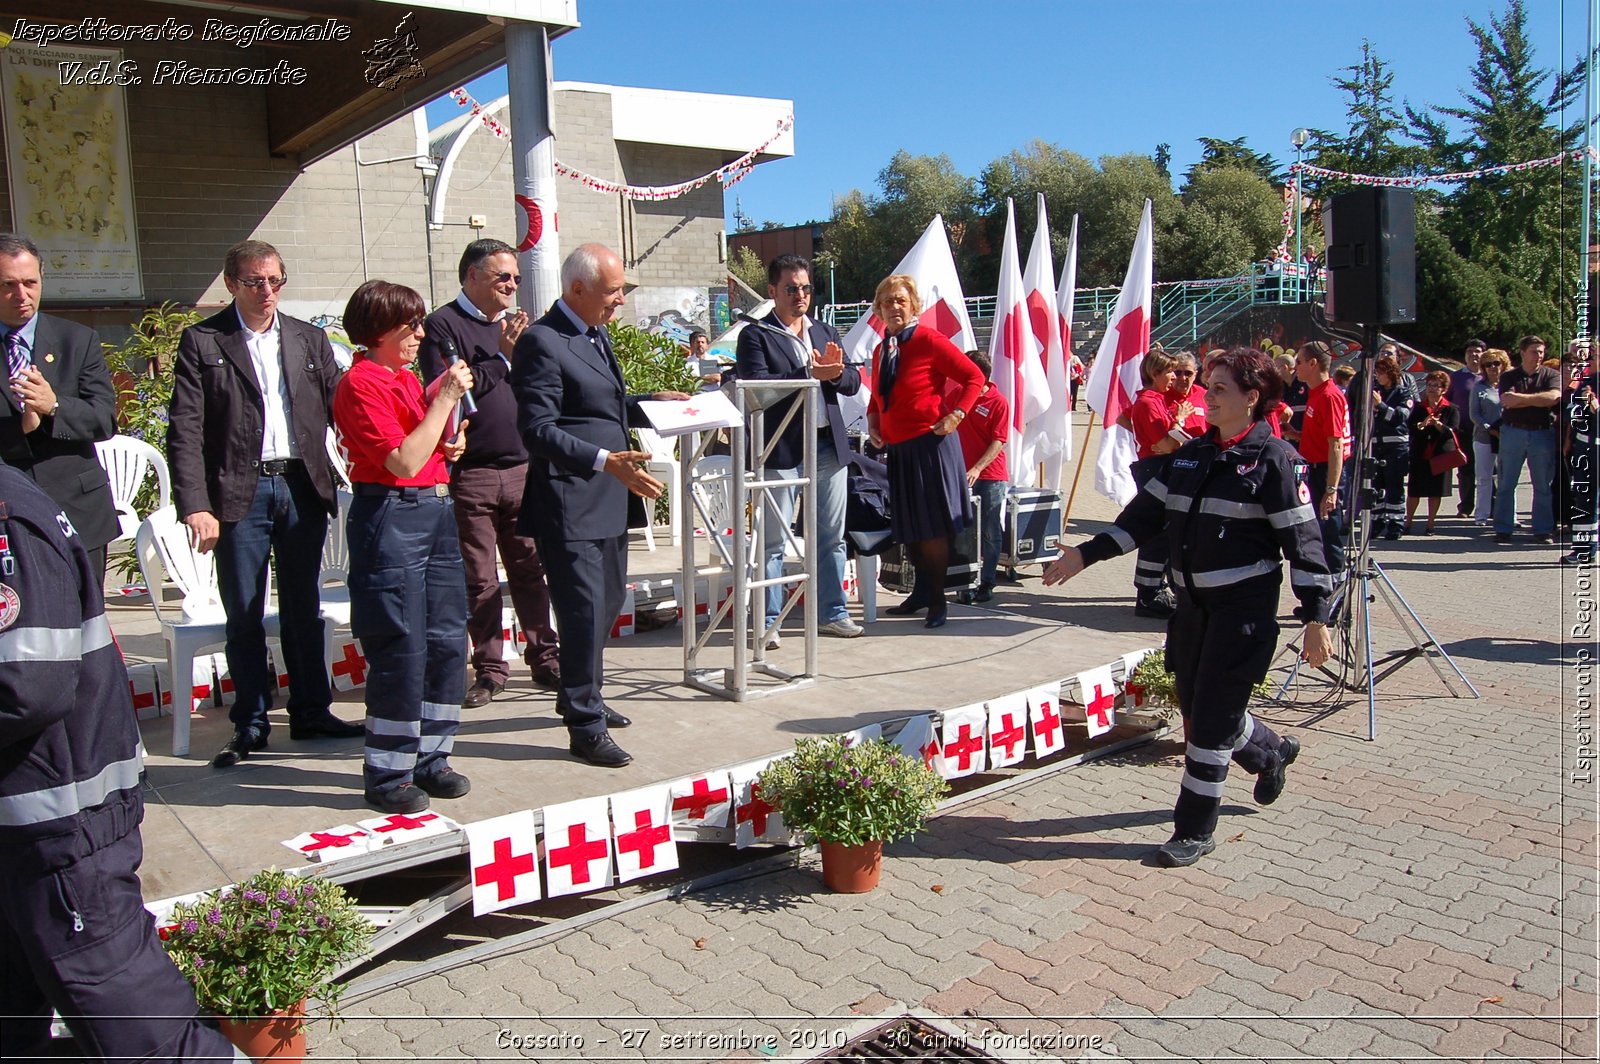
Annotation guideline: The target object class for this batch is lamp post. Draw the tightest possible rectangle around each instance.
[1291,127,1310,302]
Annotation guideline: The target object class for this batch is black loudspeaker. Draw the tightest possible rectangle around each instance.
[1321,188,1417,324]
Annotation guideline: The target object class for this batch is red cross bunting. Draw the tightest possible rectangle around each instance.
[473,836,536,901]
[944,724,984,771]
[548,823,609,886]
[672,778,729,820]
[991,713,1025,760]
[735,783,775,836]
[332,642,367,686]
[372,812,438,833]
[1124,677,1147,709]
[920,739,939,771]
[617,809,671,870]
[301,830,364,852]
[1086,684,1115,730]
[1035,697,1062,748]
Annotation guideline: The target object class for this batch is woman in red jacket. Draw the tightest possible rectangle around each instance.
[867,274,984,628]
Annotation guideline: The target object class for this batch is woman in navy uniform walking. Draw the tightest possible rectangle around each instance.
[1044,347,1333,866]
[333,280,474,814]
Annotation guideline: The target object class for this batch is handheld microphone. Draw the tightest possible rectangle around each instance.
[439,338,478,416]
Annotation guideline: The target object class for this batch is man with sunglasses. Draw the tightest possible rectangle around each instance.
[419,239,561,709]
[169,239,360,769]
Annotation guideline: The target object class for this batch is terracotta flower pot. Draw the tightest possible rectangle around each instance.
[819,839,883,893]
[218,1000,306,1062]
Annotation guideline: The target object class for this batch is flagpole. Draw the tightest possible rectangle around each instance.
[1061,418,1097,527]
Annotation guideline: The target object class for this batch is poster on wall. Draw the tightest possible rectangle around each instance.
[632,287,710,345]
[2,44,142,301]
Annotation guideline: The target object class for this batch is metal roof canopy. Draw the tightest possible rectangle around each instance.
[5,0,578,165]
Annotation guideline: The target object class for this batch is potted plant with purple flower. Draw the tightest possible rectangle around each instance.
[758,735,947,893]
[160,867,373,1061]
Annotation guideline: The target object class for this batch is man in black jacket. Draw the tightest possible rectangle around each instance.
[0,463,244,1062]
[168,239,361,768]
[0,234,118,583]
[419,239,561,709]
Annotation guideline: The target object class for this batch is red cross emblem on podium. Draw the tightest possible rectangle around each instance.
[301,830,365,852]
[548,823,609,886]
[332,642,367,686]
[1086,684,1115,731]
[991,713,1025,760]
[617,809,671,870]
[682,405,700,417]
[943,724,985,771]
[672,778,729,821]
[1035,697,1062,748]
[474,836,536,901]
[372,812,438,833]
[735,783,775,836]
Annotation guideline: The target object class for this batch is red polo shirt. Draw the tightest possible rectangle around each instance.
[957,381,1009,481]
[1298,378,1352,464]
[1127,388,1175,459]
[332,355,450,487]
[1167,384,1208,436]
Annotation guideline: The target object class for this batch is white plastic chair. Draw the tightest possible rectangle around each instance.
[134,506,279,757]
[318,490,353,674]
[96,435,171,545]
[635,426,682,548]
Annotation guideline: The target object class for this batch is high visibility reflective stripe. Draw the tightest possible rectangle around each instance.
[1291,569,1335,591]
[1233,713,1257,751]
[1186,743,1233,766]
[1197,498,1267,520]
[1144,479,1169,503]
[364,748,415,770]
[1180,770,1227,798]
[0,615,112,664]
[1109,526,1137,553]
[367,717,420,737]
[1135,559,1166,573]
[1189,560,1277,587]
[421,701,461,724]
[1269,504,1317,529]
[418,732,455,755]
[0,755,141,827]
[1165,492,1192,511]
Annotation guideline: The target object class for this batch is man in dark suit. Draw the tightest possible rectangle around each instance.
[512,243,687,768]
[735,253,863,649]
[0,234,118,582]
[168,239,362,768]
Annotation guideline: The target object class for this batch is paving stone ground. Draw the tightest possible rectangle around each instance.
[318,464,1597,1063]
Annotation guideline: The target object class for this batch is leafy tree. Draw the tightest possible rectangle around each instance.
[1076,153,1182,284]
[972,140,1096,282]
[822,152,978,301]
[1182,136,1283,188]
[727,245,767,296]
[1169,168,1285,279]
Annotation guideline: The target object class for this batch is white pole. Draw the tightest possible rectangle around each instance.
[506,24,561,313]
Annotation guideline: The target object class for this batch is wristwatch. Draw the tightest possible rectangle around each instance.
[47,400,59,417]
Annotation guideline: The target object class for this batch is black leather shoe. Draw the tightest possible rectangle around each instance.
[415,768,471,799]
[212,731,266,768]
[569,732,633,767]
[1155,834,1216,867]
[1254,735,1300,806]
[289,713,365,740]
[603,705,632,729]
[973,584,994,604]
[365,784,430,814]
[531,668,562,690]
[886,595,928,616]
[924,605,948,629]
[956,589,975,605]
[462,679,504,709]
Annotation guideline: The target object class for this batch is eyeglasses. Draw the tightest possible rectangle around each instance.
[483,270,520,285]
[236,276,287,290]
[1173,370,1195,377]
[396,317,425,333]
[783,284,814,296]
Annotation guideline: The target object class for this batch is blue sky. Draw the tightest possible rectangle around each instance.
[424,0,1592,229]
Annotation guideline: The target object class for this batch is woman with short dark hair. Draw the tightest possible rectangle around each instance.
[1405,369,1461,535]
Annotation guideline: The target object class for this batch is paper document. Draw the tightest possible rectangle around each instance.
[639,391,742,437]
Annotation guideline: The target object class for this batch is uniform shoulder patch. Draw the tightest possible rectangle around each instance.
[55,512,76,539]
[1298,481,1313,505]
[0,583,20,631]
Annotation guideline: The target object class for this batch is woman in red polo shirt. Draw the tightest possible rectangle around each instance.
[332,280,473,815]
[867,273,984,628]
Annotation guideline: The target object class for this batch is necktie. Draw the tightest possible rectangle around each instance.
[878,334,900,405]
[4,330,26,380]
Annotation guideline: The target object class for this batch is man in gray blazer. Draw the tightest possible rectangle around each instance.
[0,234,118,581]
[168,239,361,769]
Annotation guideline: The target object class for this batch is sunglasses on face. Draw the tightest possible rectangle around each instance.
[483,270,520,285]
[236,276,287,290]
[784,284,813,296]
[1173,370,1195,377]
[395,317,425,334]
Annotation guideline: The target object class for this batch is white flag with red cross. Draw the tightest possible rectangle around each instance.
[610,585,637,638]
[610,785,678,884]
[668,770,734,832]
[990,198,1050,489]
[1083,199,1154,505]
[266,638,291,693]
[1026,681,1066,758]
[838,214,977,432]
[1120,648,1154,711]
[467,810,541,915]
[730,758,788,849]
[127,661,161,720]
[1051,214,1082,488]
[1076,664,1118,738]
[357,810,458,845]
[936,702,989,779]
[543,797,615,897]
[282,824,377,862]
[157,659,214,715]
[330,638,368,691]
[985,692,1030,769]
[838,723,883,748]
[894,714,940,773]
[1022,194,1071,487]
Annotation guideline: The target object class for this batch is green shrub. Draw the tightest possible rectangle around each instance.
[758,736,949,847]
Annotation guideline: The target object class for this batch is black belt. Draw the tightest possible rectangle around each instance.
[258,458,303,476]
[354,482,451,499]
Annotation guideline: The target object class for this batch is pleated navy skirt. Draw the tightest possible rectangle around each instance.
[886,430,973,543]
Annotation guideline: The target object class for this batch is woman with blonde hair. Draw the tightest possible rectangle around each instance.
[1470,349,1511,526]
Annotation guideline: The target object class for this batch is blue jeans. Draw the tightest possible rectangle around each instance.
[765,443,849,625]
[214,466,331,737]
[1494,426,1557,535]
[972,478,1005,587]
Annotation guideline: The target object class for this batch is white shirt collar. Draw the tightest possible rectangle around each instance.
[556,299,596,335]
[455,290,508,324]
[235,303,278,338]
